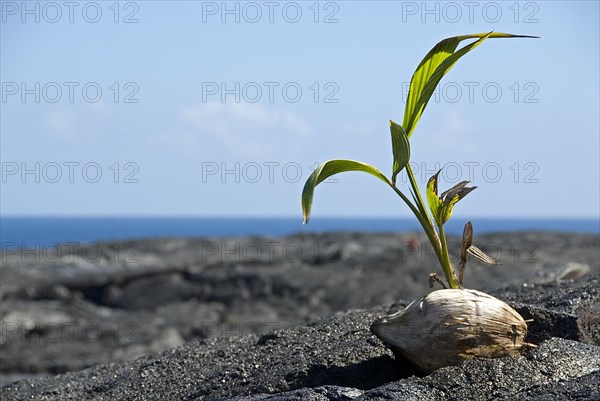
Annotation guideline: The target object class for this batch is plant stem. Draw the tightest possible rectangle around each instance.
[394,167,461,289]
[405,164,432,227]
[403,167,442,253]
[390,184,447,282]
[438,223,461,289]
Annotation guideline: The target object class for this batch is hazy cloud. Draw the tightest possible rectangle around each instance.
[152,102,312,157]
[44,103,109,140]
[45,110,80,139]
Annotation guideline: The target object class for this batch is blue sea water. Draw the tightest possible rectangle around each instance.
[1,216,598,249]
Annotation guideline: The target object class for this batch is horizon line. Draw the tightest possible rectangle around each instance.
[2,215,599,220]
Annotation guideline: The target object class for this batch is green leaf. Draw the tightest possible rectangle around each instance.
[302,160,392,224]
[402,32,538,138]
[440,184,477,224]
[426,174,477,226]
[426,170,442,226]
[440,181,470,206]
[390,120,410,185]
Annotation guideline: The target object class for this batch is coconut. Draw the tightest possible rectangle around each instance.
[371,289,534,373]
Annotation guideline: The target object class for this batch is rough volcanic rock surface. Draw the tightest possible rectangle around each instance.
[229,339,600,401]
[1,314,598,400]
[1,274,599,400]
[496,275,600,344]
[1,232,599,398]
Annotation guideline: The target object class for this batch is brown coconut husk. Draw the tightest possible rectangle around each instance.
[371,288,535,373]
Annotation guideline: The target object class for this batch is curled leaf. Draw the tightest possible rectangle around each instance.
[440,184,477,224]
[440,181,470,206]
[426,170,442,226]
[390,120,411,185]
[427,172,476,226]
[459,221,473,286]
[301,160,392,224]
[460,222,473,263]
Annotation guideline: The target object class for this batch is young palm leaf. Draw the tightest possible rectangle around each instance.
[301,160,392,224]
[426,172,476,227]
[439,181,477,225]
[426,171,443,226]
[402,32,538,138]
[390,120,410,185]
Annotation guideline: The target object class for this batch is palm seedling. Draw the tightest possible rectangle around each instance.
[301,32,538,372]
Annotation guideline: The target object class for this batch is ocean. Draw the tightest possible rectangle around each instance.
[1,217,598,249]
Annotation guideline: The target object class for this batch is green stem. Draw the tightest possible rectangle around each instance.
[405,164,431,224]
[404,165,445,264]
[394,166,460,289]
[389,184,446,275]
[438,223,461,289]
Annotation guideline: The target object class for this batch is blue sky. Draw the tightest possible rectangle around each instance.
[1,1,599,218]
